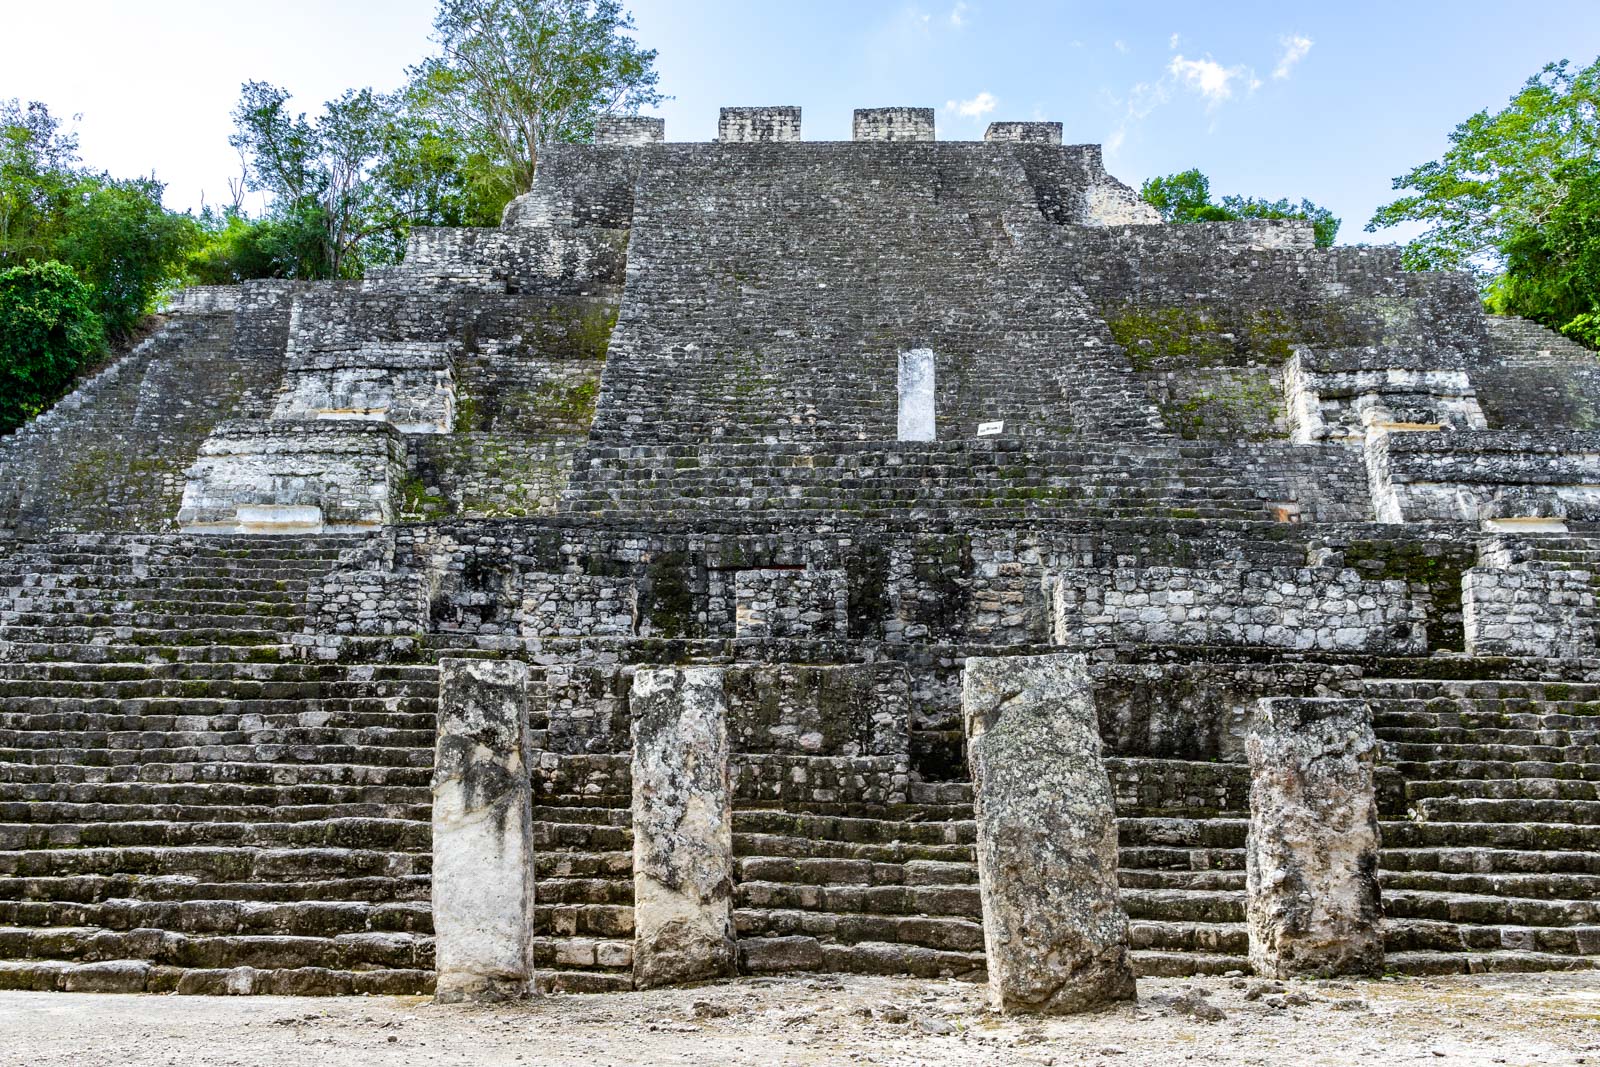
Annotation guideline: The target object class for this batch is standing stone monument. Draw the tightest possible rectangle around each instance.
[432,659,536,1003]
[898,348,936,442]
[630,667,737,987]
[1246,697,1384,978]
[961,653,1136,1014]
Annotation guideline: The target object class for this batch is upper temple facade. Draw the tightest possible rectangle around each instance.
[1,106,1598,999]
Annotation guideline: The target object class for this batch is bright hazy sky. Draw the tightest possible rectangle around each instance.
[4,1,1598,244]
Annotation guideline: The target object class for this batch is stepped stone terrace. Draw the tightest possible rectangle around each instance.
[1,106,1599,1006]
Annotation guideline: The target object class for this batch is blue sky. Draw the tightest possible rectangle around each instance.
[4,1,1598,244]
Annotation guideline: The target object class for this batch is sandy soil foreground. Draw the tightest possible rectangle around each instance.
[1,971,1597,1067]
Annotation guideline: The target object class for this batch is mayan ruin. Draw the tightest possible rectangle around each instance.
[2,4,1600,1060]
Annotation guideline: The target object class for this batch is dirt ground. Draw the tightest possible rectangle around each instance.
[2,971,1597,1067]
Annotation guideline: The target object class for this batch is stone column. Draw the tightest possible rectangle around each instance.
[432,659,536,1003]
[1246,697,1384,978]
[630,667,736,988]
[897,349,936,441]
[961,653,1136,1014]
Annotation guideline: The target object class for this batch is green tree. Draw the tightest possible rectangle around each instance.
[408,0,663,209]
[0,259,105,432]
[1141,168,1340,247]
[54,176,200,337]
[230,82,391,279]
[1369,57,1600,346]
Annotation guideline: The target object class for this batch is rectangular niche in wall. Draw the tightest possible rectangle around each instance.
[898,349,936,442]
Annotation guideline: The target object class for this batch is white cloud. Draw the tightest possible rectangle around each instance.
[1169,33,1180,50]
[1273,34,1313,79]
[945,91,998,118]
[948,2,969,28]
[1114,39,1129,54]
[1167,53,1254,107]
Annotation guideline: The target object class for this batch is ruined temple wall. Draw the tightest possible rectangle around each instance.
[586,142,1164,446]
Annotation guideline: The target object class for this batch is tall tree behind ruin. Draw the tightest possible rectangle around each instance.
[406,0,663,208]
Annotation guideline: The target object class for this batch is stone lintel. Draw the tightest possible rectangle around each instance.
[631,666,736,987]
[1246,697,1383,978]
[432,659,536,1003]
[961,653,1136,1014]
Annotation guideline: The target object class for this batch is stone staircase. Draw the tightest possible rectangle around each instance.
[1485,316,1598,366]
[1368,677,1600,974]
[561,441,1280,521]
[0,312,288,538]
[0,534,440,993]
[529,753,635,993]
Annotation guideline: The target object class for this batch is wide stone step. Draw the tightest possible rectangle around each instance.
[1380,819,1600,851]
[535,877,633,906]
[1379,868,1600,900]
[734,831,973,865]
[1121,887,1244,924]
[733,810,977,846]
[735,880,981,919]
[1384,917,1600,955]
[0,925,433,971]
[531,902,633,939]
[0,872,430,906]
[0,845,427,882]
[0,662,435,685]
[535,851,631,880]
[1402,778,1600,802]
[1116,817,1249,850]
[1130,950,1249,977]
[1412,796,1600,825]
[1382,726,1600,747]
[1128,919,1247,954]
[1387,759,1600,783]
[1379,846,1600,875]
[0,957,432,995]
[1384,887,1600,926]
[736,935,984,979]
[0,743,431,768]
[734,907,984,953]
[1383,949,1599,975]
[1118,845,1246,871]
[735,856,976,887]
[0,800,429,825]
[0,725,435,750]
[1118,868,1246,891]
[0,897,431,937]
[0,817,429,851]
[0,761,433,788]
[1384,741,1600,764]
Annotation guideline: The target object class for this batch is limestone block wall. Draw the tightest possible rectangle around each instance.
[275,344,457,433]
[586,142,1165,446]
[984,121,1062,144]
[853,108,935,141]
[1284,347,1487,445]
[1045,562,1425,653]
[1366,430,1600,523]
[177,420,408,534]
[164,285,241,314]
[719,106,802,142]
[733,568,848,638]
[594,116,665,145]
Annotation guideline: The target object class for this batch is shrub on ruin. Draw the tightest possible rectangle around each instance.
[0,259,106,433]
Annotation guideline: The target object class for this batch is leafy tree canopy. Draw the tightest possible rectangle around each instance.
[1369,57,1600,347]
[0,259,105,432]
[1141,167,1340,247]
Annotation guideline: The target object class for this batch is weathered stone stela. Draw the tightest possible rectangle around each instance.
[962,654,1136,1013]
[0,102,1597,997]
[630,667,737,987]
[1246,698,1384,978]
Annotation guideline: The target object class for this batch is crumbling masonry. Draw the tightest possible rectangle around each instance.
[1,107,1598,1004]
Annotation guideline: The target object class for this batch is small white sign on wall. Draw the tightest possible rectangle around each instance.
[977,421,1005,437]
